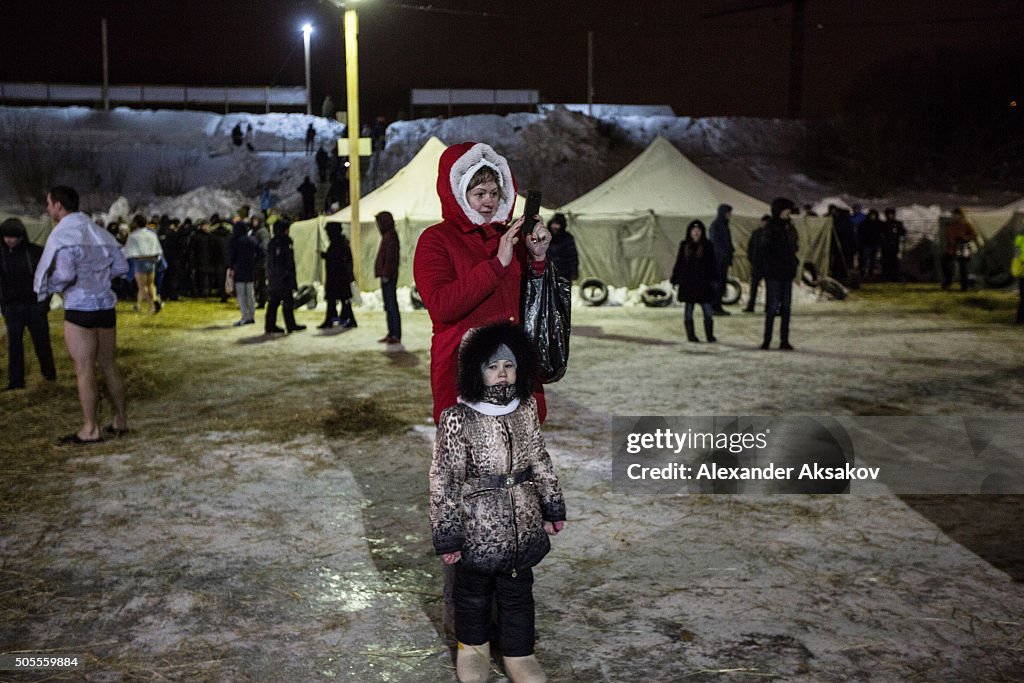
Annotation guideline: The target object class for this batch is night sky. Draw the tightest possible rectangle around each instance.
[4,0,1023,119]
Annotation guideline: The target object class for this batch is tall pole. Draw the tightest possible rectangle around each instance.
[587,30,594,117]
[302,24,313,116]
[788,0,805,118]
[101,18,110,110]
[344,7,361,284]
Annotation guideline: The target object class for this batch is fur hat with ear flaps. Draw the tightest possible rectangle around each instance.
[457,322,538,404]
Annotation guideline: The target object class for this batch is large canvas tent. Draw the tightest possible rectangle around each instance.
[559,136,832,288]
[290,136,449,291]
[290,136,555,291]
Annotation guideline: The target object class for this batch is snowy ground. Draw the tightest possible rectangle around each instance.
[1,294,1022,682]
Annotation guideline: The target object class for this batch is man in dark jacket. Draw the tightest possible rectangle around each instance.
[158,218,182,301]
[315,146,329,183]
[209,215,232,302]
[708,203,734,315]
[760,197,799,351]
[265,221,305,334]
[858,209,884,281]
[374,211,401,343]
[545,213,578,282]
[881,208,906,281]
[0,218,56,389]
[189,219,215,297]
[744,214,769,312]
[298,176,317,219]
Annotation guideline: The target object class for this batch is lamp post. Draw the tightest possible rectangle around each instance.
[302,23,313,116]
[343,2,362,285]
[326,0,364,283]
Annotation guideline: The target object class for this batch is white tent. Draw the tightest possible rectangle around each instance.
[559,136,832,287]
[290,136,448,290]
[291,136,557,290]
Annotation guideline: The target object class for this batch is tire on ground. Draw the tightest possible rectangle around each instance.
[802,261,819,287]
[641,286,673,307]
[722,276,742,305]
[294,284,317,309]
[817,276,848,300]
[580,278,609,306]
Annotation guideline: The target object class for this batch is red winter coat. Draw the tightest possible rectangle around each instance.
[413,141,546,424]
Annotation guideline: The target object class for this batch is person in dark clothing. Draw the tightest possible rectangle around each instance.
[0,218,56,389]
[760,197,799,351]
[880,208,906,281]
[305,123,316,155]
[545,213,579,281]
[298,176,317,220]
[371,115,387,152]
[189,219,215,297]
[374,211,401,343]
[208,215,232,302]
[230,123,243,148]
[227,219,262,326]
[744,214,769,312]
[828,205,856,286]
[315,146,329,183]
[858,209,883,281]
[708,204,734,315]
[670,219,718,342]
[325,168,347,213]
[176,218,195,296]
[158,218,183,301]
[319,222,357,329]
[265,221,306,334]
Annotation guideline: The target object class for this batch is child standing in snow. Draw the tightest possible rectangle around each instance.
[430,322,566,683]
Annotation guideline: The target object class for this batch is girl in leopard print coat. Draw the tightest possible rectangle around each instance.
[429,321,565,682]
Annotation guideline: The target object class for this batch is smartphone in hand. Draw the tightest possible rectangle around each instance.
[521,190,542,235]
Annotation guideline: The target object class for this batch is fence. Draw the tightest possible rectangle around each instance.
[0,82,307,113]
[409,88,539,118]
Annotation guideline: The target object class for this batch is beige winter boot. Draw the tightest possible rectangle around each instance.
[456,641,491,683]
[502,654,547,683]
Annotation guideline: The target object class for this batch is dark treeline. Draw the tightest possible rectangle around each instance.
[805,44,1024,195]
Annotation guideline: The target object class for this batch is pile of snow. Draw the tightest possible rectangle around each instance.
[139,188,256,223]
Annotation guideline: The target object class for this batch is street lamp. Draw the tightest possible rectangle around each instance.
[302,23,313,116]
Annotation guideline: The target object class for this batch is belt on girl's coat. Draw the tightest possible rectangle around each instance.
[466,466,534,492]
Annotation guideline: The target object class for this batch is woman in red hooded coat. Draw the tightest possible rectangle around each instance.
[414,142,550,425]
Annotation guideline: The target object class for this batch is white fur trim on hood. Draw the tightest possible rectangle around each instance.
[449,143,515,225]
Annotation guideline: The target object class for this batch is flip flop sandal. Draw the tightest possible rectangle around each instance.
[104,424,130,436]
[58,433,103,445]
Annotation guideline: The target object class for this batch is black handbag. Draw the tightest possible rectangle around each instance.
[522,261,571,383]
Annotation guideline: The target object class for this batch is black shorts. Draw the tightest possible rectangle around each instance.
[64,308,117,329]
